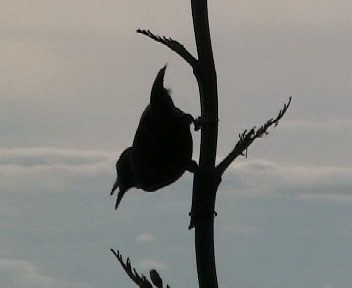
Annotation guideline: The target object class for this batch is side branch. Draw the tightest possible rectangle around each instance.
[137,29,199,70]
[216,97,292,176]
[110,249,170,288]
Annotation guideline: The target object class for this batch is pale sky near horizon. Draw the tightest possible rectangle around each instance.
[1,1,352,287]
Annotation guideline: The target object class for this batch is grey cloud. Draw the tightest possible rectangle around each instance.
[0,257,90,288]
[222,159,352,201]
[2,146,351,202]
[0,147,114,168]
[282,119,352,130]
[2,0,349,35]
[0,258,57,288]
[136,232,156,243]
[137,258,168,271]
[2,153,352,288]
[0,147,117,195]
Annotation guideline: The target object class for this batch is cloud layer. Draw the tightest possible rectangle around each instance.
[0,257,89,288]
[2,147,351,201]
[223,159,352,202]
[2,146,352,288]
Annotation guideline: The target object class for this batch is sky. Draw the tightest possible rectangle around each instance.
[1,0,351,287]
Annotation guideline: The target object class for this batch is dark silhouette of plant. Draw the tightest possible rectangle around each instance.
[111,1,291,287]
[111,249,170,288]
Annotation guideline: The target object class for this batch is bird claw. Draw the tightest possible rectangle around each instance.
[193,116,218,131]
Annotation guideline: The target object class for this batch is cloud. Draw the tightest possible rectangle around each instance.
[282,119,352,130]
[209,1,351,44]
[223,159,352,202]
[0,257,89,288]
[0,258,57,288]
[0,147,117,194]
[137,258,168,271]
[2,147,351,203]
[136,233,156,243]
[0,147,114,168]
[0,38,61,95]
[1,0,192,36]
[2,0,349,35]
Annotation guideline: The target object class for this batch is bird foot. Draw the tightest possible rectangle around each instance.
[193,116,218,131]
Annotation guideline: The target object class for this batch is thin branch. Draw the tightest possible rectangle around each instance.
[216,97,292,176]
[110,249,152,287]
[111,249,170,288]
[137,29,199,70]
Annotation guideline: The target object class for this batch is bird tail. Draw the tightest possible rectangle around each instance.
[150,65,175,111]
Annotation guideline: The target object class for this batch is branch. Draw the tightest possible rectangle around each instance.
[111,249,152,287]
[137,29,198,71]
[190,1,219,287]
[216,97,292,176]
[110,249,170,288]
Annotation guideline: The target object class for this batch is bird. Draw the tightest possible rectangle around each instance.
[111,65,196,210]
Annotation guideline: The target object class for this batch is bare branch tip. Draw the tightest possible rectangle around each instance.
[136,27,198,70]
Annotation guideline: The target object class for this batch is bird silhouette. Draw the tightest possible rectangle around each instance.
[111,65,195,209]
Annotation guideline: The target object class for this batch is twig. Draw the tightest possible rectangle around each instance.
[137,29,199,71]
[216,97,292,176]
[111,249,170,288]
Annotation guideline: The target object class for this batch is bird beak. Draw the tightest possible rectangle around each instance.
[111,177,126,210]
[111,177,119,195]
[114,189,126,210]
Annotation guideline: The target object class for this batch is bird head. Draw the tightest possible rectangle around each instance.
[111,147,135,210]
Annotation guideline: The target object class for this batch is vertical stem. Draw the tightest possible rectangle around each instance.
[191,0,219,287]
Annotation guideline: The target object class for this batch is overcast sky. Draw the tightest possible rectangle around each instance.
[1,1,352,287]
